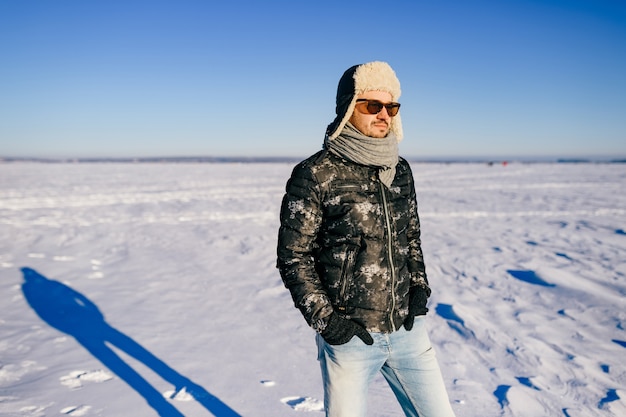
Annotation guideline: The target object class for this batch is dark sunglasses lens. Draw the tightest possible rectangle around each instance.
[366,101,384,114]
[386,104,400,117]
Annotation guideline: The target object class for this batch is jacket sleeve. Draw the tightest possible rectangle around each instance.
[277,162,334,332]
[403,161,429,287]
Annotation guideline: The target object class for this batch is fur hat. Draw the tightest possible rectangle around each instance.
[326,61,403,141]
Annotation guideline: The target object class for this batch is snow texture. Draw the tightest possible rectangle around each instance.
[0,161,625,416]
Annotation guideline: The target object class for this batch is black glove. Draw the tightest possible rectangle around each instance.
[403,283,431,331]
[321,313,374,345]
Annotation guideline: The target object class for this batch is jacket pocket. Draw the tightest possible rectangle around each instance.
[336,245,358,315]
[333,181,364,192]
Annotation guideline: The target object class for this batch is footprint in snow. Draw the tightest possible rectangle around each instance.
[88,259,104,279]
[260,381,322,412]
[281,396,324,412]
[61,405,91,416]
[53,255,75,262]
[163,387,194,401]
[60,370,113,389]
[13,405,47,414]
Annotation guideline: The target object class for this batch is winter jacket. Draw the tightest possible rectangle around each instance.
[277,150,430,334]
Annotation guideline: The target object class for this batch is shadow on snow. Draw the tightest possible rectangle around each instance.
[507,269,555,287]
[20,267,241,417]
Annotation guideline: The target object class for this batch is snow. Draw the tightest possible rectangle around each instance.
[0,161,625,417]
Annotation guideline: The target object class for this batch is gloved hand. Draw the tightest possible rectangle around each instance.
[403,283,432,331]
[321,313,374,345]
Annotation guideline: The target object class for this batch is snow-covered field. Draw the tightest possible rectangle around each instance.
[0,161,624,417]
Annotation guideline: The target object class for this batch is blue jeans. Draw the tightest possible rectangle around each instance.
[317,317,455,417]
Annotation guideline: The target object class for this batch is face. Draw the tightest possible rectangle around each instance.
[349,90,394,138]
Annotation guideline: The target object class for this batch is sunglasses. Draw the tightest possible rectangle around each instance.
[355,99,401,117]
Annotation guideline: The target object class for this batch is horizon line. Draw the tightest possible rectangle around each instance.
[2,155,625,164]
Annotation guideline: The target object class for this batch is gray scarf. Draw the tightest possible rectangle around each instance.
[324,122,399,188]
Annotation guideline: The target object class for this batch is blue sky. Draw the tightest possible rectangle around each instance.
[1,0,625,160]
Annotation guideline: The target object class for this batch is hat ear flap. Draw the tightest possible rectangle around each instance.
[326,65,358,139]
[327,96,357,140]
[390,113,403,142]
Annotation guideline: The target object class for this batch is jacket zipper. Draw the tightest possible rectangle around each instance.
[379,178,397,332]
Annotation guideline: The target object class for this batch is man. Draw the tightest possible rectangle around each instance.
[277,61,455,417]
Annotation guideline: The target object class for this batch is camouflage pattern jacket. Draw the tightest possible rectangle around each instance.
[277,150,429,334]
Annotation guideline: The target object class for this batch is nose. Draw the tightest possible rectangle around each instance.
[377,106,391,120]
